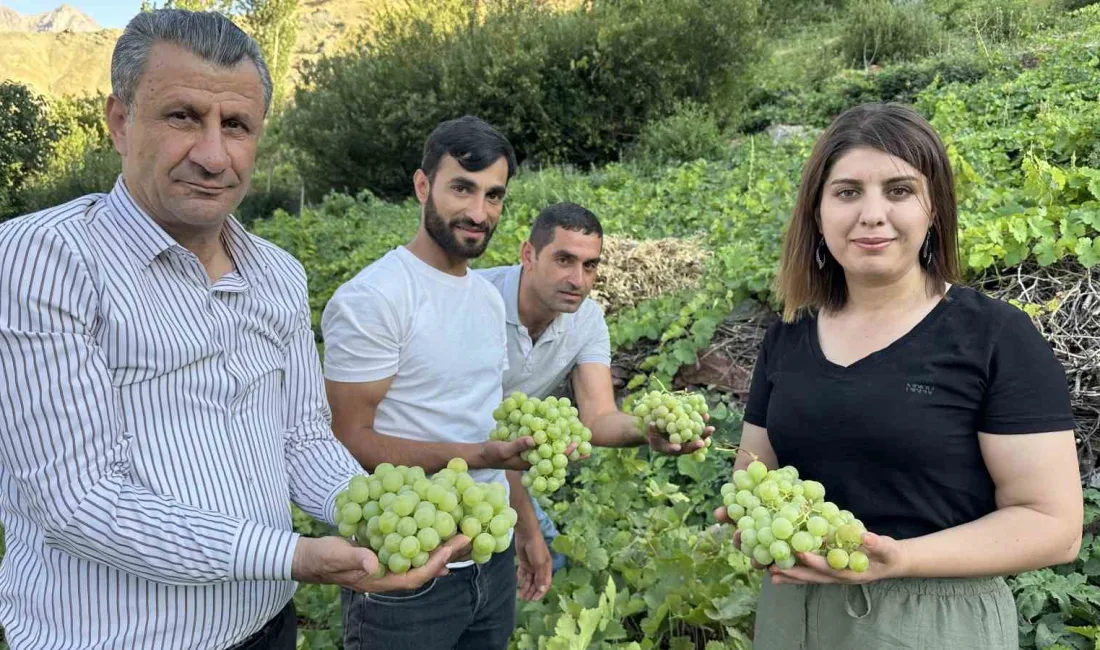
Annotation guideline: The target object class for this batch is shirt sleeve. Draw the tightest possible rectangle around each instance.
[743,321,779,428]
[0,222,297,586]
[980,304,1076,435]
[321,281,404,383]
[575,305,611,367]
[283,265,364,526]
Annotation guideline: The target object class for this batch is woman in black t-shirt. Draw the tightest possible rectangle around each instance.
[716,103,1083,650]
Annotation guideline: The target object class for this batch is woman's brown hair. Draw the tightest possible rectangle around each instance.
[774,102,962,322]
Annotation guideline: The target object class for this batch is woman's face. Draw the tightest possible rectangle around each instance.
[818,146,934,285]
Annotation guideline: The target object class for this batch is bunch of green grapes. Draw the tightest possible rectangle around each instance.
[721,460,869,572]
[629,389,712,461]
[335,458,518,575]
[489,392,593,498]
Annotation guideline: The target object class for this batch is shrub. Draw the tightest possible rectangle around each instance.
[282,0,765,200]
[0,82,59,220]
[625,103,730,167]
[836,0,947,66]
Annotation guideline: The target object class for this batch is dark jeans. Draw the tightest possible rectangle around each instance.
[341,540,517,650]
[229,601,296,650]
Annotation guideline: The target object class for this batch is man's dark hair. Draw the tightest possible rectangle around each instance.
[529,202,603,253]
[421,115,517,182]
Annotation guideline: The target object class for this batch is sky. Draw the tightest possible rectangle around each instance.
[3,0,145,29]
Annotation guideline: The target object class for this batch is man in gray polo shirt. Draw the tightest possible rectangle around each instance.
[477,202,712,601]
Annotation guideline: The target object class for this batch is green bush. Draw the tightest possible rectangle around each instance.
[282,0,765,200]
[625,103,730,167]
[936,0,1060,42]
[0,82,59,220]
[836,0,947,66]
[737,48,994,132]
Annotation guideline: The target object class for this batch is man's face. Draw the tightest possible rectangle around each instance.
[419,154,509,259]
[524,227,602,314]
[106,41,266,232]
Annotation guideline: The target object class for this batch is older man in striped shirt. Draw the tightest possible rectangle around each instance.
[0,9,460,650]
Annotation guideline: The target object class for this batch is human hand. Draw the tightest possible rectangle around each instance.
[648,412,714,455]
[480,437,537,470]
[291,535,468,593]
[516,529,553,601]
[768,532,906,585]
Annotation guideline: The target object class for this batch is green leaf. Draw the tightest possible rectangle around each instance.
[1076,237,1100,268]
[677,454,704,481]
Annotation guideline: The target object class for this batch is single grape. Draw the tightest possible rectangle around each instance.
[848,550,869,573]
[736,516,756,531]
[384,532,402,553]
[753,545,774,566]
[347,478,370,503]
[756,526,776,546]
[387,553,411,574]
[769,540,791,561]
[739,528,758,547]
[396,516,417,538]
[433,512,457,539]
[775,555,797,570]
[473,533,495,556]
[747,460,768,483]
[473,502,495,524]
[460,517,482,538]
[411,551,430,569]
[770,517,794,540]
[417,527,441,552]
[399,536,420,559]
[381,472,404,493]
[827,548,850,570]
[806,516,829,537]
[790,531,815,554]
[338,521,357,537]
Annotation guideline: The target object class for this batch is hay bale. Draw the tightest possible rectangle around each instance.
[590,235,710,316]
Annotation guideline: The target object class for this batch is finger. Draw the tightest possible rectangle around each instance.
[564,442,578,456]
[714,506,730,523]
[651,434,680,453]
[361,549,379,575]
[535,559,552,600]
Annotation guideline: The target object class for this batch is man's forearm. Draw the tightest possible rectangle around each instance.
[337,426,487,473]
[586,410,645,448]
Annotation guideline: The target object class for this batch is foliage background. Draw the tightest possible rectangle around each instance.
[2,0,1100,648]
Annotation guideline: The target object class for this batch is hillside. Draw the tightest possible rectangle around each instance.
[0,29,118,97]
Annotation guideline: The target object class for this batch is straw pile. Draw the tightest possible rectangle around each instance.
[589,235,710,316]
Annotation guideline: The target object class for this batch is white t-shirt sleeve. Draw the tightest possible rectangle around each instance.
[576,304,612,367]
[321,283,405,383]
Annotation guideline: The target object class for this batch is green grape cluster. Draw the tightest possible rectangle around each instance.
[722,460,869,572]
[629,389,712,461]
[335,458,518,575]
[489,392,593,498]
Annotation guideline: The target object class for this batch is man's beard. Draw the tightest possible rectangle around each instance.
[423,194,495,259]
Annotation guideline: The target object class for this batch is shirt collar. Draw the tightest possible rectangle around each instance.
[105,175,268,282]
[506,264,570,338]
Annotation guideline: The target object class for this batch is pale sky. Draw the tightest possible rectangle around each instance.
[3,0,144,29]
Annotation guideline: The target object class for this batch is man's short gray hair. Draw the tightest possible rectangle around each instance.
[111,9,273,116]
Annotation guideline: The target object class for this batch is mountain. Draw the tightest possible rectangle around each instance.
[0,4,101,33]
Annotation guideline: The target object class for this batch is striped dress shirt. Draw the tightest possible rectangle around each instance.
[0,177,363,649]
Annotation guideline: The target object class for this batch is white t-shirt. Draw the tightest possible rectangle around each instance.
[321,246,509,502]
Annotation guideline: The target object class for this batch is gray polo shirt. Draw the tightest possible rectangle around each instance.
[477,265,611,399]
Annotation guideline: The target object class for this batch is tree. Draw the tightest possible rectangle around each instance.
[241,0,300,115]
[0,82,59,220]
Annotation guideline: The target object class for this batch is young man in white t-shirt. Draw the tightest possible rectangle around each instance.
[321,116,541,650]
[477,202,715,601]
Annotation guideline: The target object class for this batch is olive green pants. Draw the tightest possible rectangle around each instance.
[753,575,1018,650]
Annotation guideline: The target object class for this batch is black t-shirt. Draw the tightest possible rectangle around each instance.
[744,285,1075,541]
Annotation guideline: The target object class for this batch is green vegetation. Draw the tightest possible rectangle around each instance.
[2,1,1100,649]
